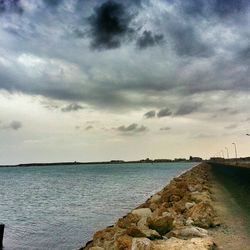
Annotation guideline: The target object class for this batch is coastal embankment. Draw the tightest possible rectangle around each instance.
[79,162,250,250]
[80,163,220,250]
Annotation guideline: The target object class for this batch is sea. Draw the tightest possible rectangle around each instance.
[0,162,197,250]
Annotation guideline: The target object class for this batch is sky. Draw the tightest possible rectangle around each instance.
[0,0,250,164]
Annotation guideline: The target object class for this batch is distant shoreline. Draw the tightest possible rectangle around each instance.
[0,158,202,168]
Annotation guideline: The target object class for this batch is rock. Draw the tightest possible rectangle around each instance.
[149,202,158,211]
[114,235,132,250]
[187,202,217,228]
[185,217,194,226]
[126,225,161,240]
[92,227,125,250]
[169,194,182,202]
[116,213,140,229]
[132,208,152,218]
[185,202,195,210]
[131,238,152,250]
[150,194,161,203]
[152,237,216,250]
[140,228,162,240]
[191,192,211,203]
[148,215,174,235]
[168,226,208,238]
[89,247,105,250]
[126,226,147,238]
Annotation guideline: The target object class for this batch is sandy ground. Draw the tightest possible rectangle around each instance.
[210,170,250,250]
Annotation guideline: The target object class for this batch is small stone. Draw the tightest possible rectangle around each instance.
[185,217,194,226]
[185,202,195,210]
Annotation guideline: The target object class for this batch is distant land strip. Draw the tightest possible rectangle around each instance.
[0,157,203,168]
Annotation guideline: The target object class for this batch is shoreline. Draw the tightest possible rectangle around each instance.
[0,160,200,168]
[80,163,219,250]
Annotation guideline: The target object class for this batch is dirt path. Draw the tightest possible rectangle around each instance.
[210,169,250,250]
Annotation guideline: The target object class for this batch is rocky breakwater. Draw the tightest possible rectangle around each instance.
[80,163,219,250]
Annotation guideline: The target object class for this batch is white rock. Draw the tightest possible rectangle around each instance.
[131,237,152,250]
[152,237,215,250]
[185,202,195,210]
[177,226,208,238]
[185,217,194,226]
[150,194,161,203]
[132,208,152,218]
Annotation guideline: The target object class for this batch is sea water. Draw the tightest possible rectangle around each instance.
[0,162,197,250]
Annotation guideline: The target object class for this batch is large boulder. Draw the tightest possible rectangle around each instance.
[116,213,140,229]
[148,215,174,235]
[114,235,132,250]
[186,202,217,228]
[168,226,208,239]
[132,208,152,218]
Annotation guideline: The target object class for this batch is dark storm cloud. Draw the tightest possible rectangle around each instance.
[157,108,172,118]
[180,0,206,18]
[87,0,134,49]
[61,103,84,112]
[0,0,250,115]
[43,0,61,7]
[212,0,248,18]
[144,110,156,119]
[0,0,23,14]
[137,30,164,49]
[180,0,249,18]
[175,103,200,116]
[117,123,147,133]
[169,23,212,57]
[9,120,22,130]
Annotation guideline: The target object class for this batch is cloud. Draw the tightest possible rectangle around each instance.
[87,0,134,49]
[144,110,156,118]
[224,124,238,130]
[160,126,171,131]
[168,23,212,57]
[43,0,61,7]
[1,120,22,130]
[117,123,147,134]
[0,0,23,14]
[212,0,248,18]
[157,108,172,118]
[137,30,164,49]
[180,0,249,19]
[175,103,200,116]
[85,125,93,130]
[61,103,84,112]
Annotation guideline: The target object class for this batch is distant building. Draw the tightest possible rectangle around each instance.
[154,159,172,163]
[139,158,153,163]
[174,158,187,162]
[189,156,203,162]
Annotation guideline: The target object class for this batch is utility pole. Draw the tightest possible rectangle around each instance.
[225,147,229,158]
[232,142,238,161]
[221,150,225,158]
